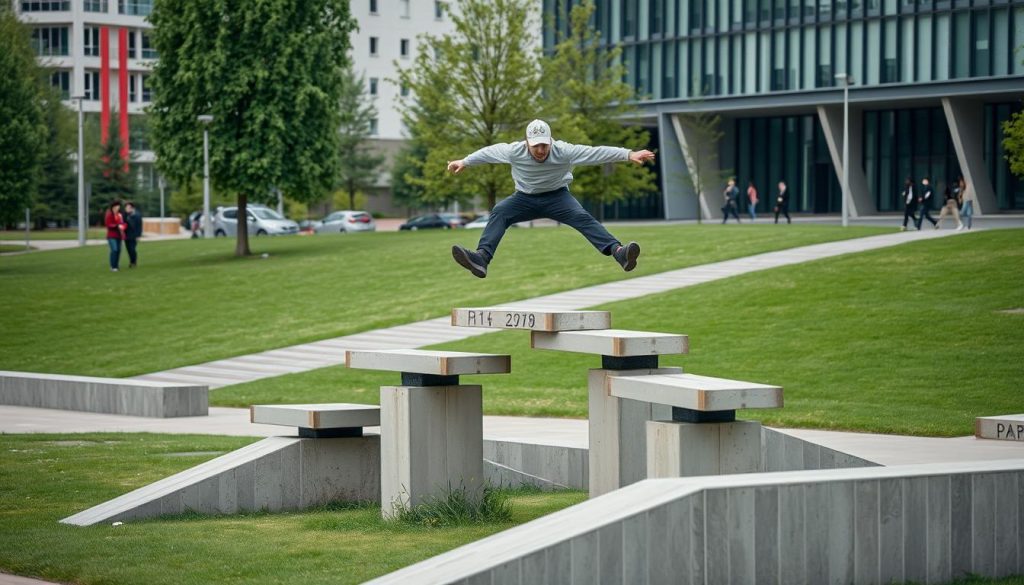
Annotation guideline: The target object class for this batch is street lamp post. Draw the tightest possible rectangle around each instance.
[835,73,854,228]
[198,115,214,239]
[73,94,86,246]
[158,175,166,229]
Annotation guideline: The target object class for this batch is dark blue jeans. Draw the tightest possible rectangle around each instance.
[476,187,620,260]
[125,238,138,265]
[107,238,121,269]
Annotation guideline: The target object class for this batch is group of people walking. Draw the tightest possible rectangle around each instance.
[721,179,791,224]
[104,199,142,272]
[900,176,974,231]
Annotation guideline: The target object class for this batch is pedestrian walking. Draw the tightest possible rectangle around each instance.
[747,181,758,221]
[123,201,142,267]
[935,179,964,230]
[957,176,974,230]
[104,199,126,272]
[913,177,937,230]
[721,178,742,224]
[446,119,654,278]
[901,178,917,233]
[773,181,791,224]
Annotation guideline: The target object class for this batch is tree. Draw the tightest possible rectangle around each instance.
[32,87,77,228]
[390,140,429,211]
[91,110,135,211]
[0,8,47,227]
[396,0,541,210]
[674,91,728,224]
[1003,108,1024,179]
[149,0,356,256]
[336,63,384,211]
[541,0,656,216]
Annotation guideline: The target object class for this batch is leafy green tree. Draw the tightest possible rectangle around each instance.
[149,0,356,256]
[390,140,428,210]
[337,63,384,211]
[1003,108,1024,179]
[91,111,135,214]
[396,0,541,210]
[0,9,47,227]
[674,90,729,224]
[541,0,656,216]
[32,87,77,228]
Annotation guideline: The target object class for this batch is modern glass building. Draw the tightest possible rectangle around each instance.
[545,0,1024,219]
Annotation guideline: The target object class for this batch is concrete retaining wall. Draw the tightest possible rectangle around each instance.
[762,427,878,471]
[364,459,1024,584]
[0,370,207,417]
[484,440,588,491]
[61,435,380,526]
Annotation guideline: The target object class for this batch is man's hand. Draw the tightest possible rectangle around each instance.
[628,150,655,165]
[447,159,467,174]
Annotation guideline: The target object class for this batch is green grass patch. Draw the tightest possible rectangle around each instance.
[0,244,31,253]
[0,224,888,377]
[392,484,515,527]
[215,229,1024,437]
[0,228,106,240]
[0,433,585,585]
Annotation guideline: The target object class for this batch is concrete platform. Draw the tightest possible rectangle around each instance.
[609,373,783,411]
[531,329,688,356]
[976,414,1024,441]
[451,308,611,331]
[345,349,511,376]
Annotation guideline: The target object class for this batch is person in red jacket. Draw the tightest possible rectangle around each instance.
[104,199,127,272]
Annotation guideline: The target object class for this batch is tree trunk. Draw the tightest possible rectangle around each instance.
[235,193,251,256]
[348,182,355,210]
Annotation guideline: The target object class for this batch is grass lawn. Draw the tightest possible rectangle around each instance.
[0,224,889,377]
[0,433,586,585]
[214,229,1024,437]
[0,228,106,240]
[0,244,32,253]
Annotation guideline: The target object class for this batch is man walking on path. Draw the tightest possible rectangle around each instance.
[914,177,938,230]
[900,178,918,231]
[447,119,655,279]
[721,178,741,223]
[123,201,142,268]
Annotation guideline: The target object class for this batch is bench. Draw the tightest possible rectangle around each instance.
[0,370,207,418]
[250,403,381,438]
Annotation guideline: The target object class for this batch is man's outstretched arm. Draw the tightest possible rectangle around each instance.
[447,143,515,174]
[628,149,656,165]
[567,144,656,166]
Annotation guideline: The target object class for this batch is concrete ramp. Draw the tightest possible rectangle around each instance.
[61,435,379,526]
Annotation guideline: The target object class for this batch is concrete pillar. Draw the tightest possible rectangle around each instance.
[588,367,680,498]
[671,113,722,221]
[942,97,1000,215]
[379,385,483,517]
[817,105,876,217]
[646,419,762,478]
[658,112,695,220]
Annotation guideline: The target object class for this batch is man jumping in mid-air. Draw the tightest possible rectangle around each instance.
[447,119,656,278]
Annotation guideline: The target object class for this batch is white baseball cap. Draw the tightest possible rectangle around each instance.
[525,119,552,146]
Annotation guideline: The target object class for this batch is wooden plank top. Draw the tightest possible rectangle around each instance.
[345,349,511,375]
[250,403,381,429]
[451,307,611,332]
[609,373,782,411]
[531,329,688,357]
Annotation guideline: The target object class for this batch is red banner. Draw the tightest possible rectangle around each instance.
[118,27,130,171]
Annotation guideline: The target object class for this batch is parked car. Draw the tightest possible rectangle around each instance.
[399,213,462,231]
[314,210,376,234]
[212,205,299,237]
[297,219,323,234]
[464,214,525,230]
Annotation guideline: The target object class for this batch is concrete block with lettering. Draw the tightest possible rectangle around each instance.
[451,307,610,331]
[646,419,762,478]
[976,414,1024,441]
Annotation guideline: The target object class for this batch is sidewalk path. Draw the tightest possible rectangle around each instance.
[133,229,960,388]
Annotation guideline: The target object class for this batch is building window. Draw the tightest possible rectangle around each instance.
[128,30,137,58]
[83,70,101,101]
[83,0,107,11]
[400,83,409,97]
[369,36,378,56]
[83,26,100,57]
[369,77,379,96]
[129,73,138,102]
[118,0,152,16]
[400,0,410,18]
[50,70,70,99]
[31,27,69,56]
[141,74,152,102]
[369,118,379,135]
[369,0,377,13]
[435,1,445,19]
[140,32,157,59]
[400,39,410,57]
[20,1,69,11]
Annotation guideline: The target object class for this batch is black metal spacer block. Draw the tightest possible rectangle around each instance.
[601,355,660,370]
[298,427,363,438]
[672,407,736,424]
[401,372,461,386]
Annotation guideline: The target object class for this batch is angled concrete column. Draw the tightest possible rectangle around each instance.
[671,113,721,221]
[817,105,875,217]
[658,112,696,220]
[942,97,1000,215]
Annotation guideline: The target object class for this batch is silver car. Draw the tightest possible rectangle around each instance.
[314,210,376,234]
[213,205,299,237]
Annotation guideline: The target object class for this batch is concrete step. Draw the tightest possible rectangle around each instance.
[451,307,610,331]
[531,329,688,356]
[609,373,782,411]
[975,414,1024,441]
[345,349,511,376]
[250,403,380,429]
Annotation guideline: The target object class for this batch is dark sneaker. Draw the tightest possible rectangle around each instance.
[452,245,488,278]
[613,241,640,272]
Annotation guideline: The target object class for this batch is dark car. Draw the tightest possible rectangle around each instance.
[399,213,462,231]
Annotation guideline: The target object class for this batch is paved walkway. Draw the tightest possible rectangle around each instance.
[133,228,960,388]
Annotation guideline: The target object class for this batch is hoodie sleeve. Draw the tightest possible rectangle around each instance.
[561,142,631,166]
[464,143,516,166]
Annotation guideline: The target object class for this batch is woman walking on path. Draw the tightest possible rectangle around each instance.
[900,178,918,231]
[957,176,974,230]
[747,181,758,221]
[446,119,654,279]
[773,181,791,224]
[104,200,126,272]
[935,178,964,230]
